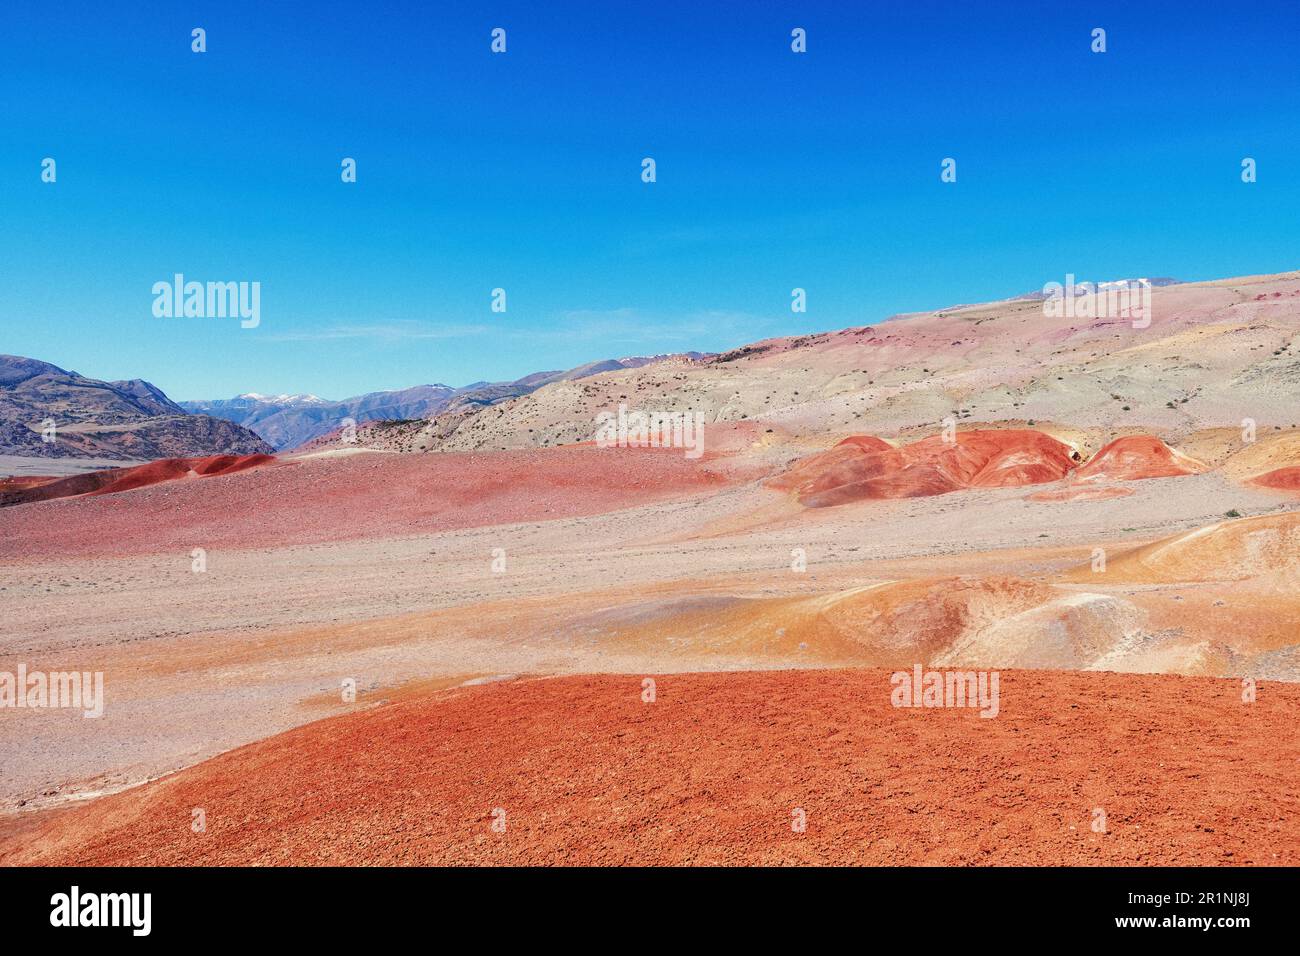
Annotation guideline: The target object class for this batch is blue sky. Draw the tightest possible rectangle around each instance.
[2,1,1298,400]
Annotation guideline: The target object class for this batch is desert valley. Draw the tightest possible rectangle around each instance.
[3,271,1299,865]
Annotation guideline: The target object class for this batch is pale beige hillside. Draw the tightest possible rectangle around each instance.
[312,271,1300,457]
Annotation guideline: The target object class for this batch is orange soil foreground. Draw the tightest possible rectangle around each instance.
[4,669,1296,866]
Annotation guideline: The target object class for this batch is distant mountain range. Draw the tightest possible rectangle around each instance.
[0,351,717,464]
[180,386,460,450]
[1016,277,1181,301]
[0,355,272,460]
[181,353,713,450]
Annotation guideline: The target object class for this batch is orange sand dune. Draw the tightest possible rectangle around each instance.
[3,670,1294,866]
[561,577,1062,667]
[1064,511,1300,585]
[1074,435,1206,482]
[573,572,1283,675]
[770,429,1078,507]
[1213,431,1300,492]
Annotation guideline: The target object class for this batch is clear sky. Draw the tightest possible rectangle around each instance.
[3,1,1298,400]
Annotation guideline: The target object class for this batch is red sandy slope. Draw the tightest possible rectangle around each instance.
[4,669,1294,866]
[91,453,276,494]
[0,446,745,560]
[1074,435,1206,482]
[770,430,1078,507]
[0,454,276,507]
[1252,465,1300,491]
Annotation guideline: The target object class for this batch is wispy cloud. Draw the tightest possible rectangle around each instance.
[255,310,772,354]
[260,321,490,343]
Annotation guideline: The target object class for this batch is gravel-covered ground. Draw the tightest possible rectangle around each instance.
[3,669,1295,866]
